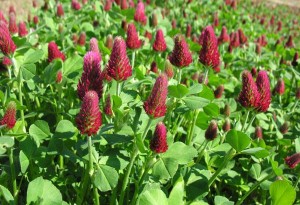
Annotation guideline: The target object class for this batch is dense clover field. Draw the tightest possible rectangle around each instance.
[0,0,300,204]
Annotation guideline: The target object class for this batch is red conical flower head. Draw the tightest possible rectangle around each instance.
[256,70,271,112]
[48,42,66,62]
[238,28,247,45]
[104,0,112,11]
[153,29,167,52]
[237,70,260,108]
[0,22,16,55]
[2,56,12,66]
[121,0,128,9]
[274,78,285,95]
[214,85,224,99]
[169,35,192,68]
[57,4,64,17]
[285,35,294,48]
[77,32,86,46]
[33,16,39,25]
[18,22,28,37]
[134,1,147,25]
[186,24,192,38]
[72,0,81,10]
[143,73,168,118]
[199,26,220,72]
[222,118,231,132]
[280,121,289,134]
[56,70,63,84]
[76,91,102,136]
[164,60,174,78]
[255,126,263,139]
[0,11,8,24]
[126,23,143,49]
[77,51,103,100]
[8,13,18,34]
[0,101,16,129]
[89,38,101,60]
[150,122,168,153]
[106,37,132,81]
[218,26,230,45]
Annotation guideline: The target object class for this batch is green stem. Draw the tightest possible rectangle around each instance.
[294,174,300,188]
[208,148,236,187]
[7,67,11,79]
[244,115,256,133]
[119,148,139,205]
[236,173,274,205]
[88,137,100,205]
[291,100,299,113]
[196,140,209,163]
[177,68,182,84]
[131,51,136,70]
[8,148,18,204]
[186,110,199,145]
[116,81,121,97]
[119,118,153,204]
[241,110,250,132]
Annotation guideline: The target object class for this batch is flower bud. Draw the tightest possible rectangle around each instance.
[292,52,298,67]
[279,121,289,134]
[77,32,86,46]
[151,13,158,27]
[150,61,158,74]
[255,126,263,139]
[57,4,64,17]
[285,35,294,48]
[18,22,28,37]
[33,16,39,25]
[153,29,167,52]
[296,88,300,100]
[106,34,113,49]
[72,0,81,10]
[274,78,285,96]
[222,118,231,132]
[56,70,63,84]
[285,153,300,169]
[126,23,143,49]
[218,26,230,45]
[104,0,112,11]
[150,122,168,153]
[214,85,224,99]
[164,60,174,78]
[48,42,66,62]
[256,70,271,112]
[104,94,113,116]
[134,1,147,25]
[205,120,218,141]
[185,24,192,38]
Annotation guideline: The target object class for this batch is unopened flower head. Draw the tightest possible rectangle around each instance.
[0,101,16,129]
[205,120,218,141]
[48,42,66,62]
[126,23,143,49]
[153,29,167,52]
[150,122,168,153]
[256,70,271,112]
[134,1,147,25]
[285,153,300,169]
[169,35,192,68]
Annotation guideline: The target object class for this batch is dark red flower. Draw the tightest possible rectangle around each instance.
[222,118,231,132]
[56,70,63,84]
[198,73,209,85]
[280,121,289,134]
[230,32,240,48]
[121,0,128,9]
[169,35,192,68]
[9,6,16,15]
[199,26,220,72]
[104,94,113,116]
[150,122,168,153]
[77,51,103,100]
[164,60,174,78]
[150,61,158,74]
[33,16,39,25]
[126,23,143,49]
[0,101,16,129]
[129,0,135,7]
[134,1,147,25]
[8,14,18,34]
[72,0,81,10]
[104,0,112,11]
[171,19,176,29]
[143,73,168,118]
[106,37,132,81]
[230,0,237,9]
[296,88,300,99]
[238,29,247,45]
[205,120,218,141]
[255,126,263,139]
[256,70,271,112]
[153,29,167,52]
[32,0,37,8]
[251,67,257,77]
[274,78,285,95]
[186,24,192,38]
[18,22,28,37]
[0,22,16,55]
[277,21,282,32]
[237,70,260,108]
[214,85,224,99]
[77,32,86,46]
[218,26,230,45]
[57,4,64,17]
[292,52,298,67]
[285,153,300,169]
[115,0,121,5]
[213,12,219,27]
[48,42,66,62]
[121,20,128,31]
[285,35,294,48]
[76,91,102,136]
